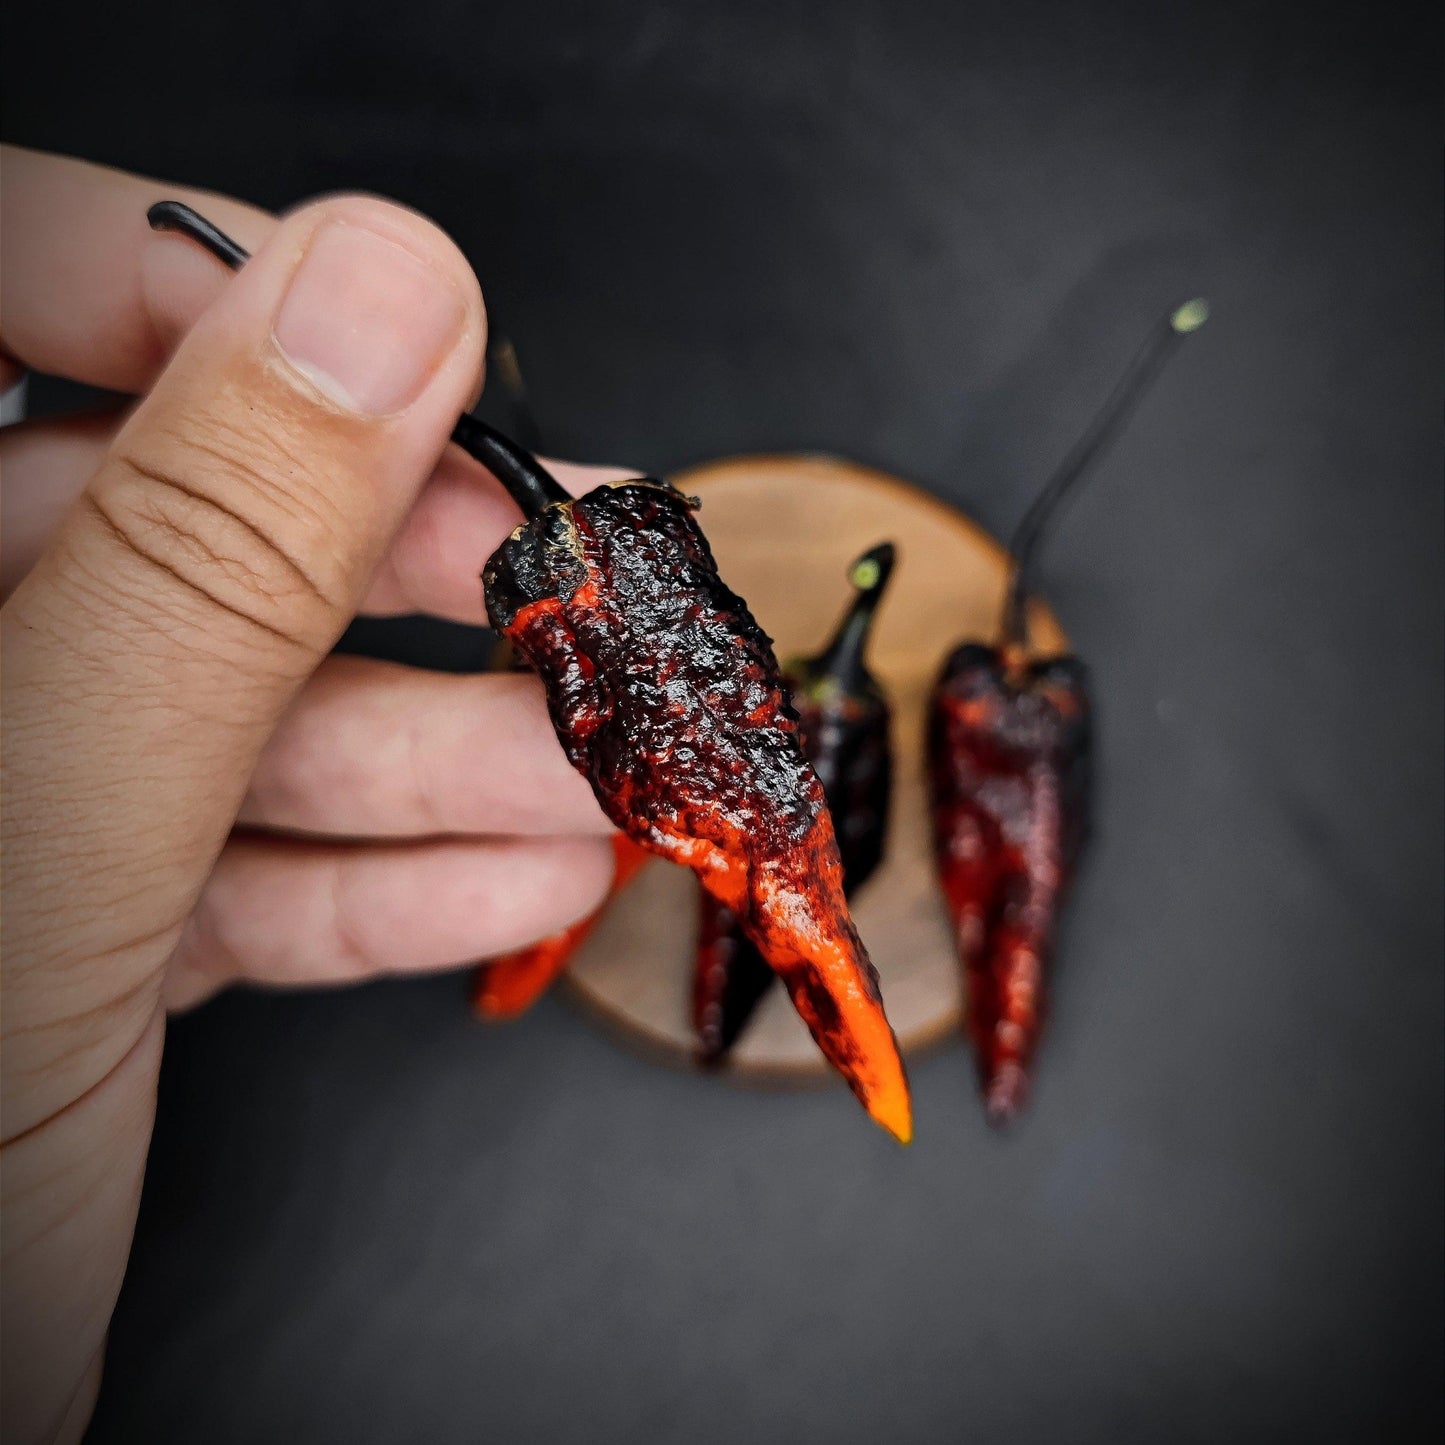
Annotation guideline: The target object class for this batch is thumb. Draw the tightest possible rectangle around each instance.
[1,195,485,1128]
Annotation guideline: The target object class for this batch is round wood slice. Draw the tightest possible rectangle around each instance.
[563,454,1066,1084]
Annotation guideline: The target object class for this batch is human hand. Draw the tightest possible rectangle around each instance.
[0,147,616,1442]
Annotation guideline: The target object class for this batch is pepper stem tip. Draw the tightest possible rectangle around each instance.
[811,539,897,691]
[848,540,896,593]
[1001,295,1206,652]
[147,199,250,270]
[1170,297,1210,333]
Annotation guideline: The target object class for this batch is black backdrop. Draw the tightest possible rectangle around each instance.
[3,2,1442,1442]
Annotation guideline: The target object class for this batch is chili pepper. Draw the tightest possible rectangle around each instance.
[694,542,896,1063]
[474,833,651,1019]
[469,342,653,1019]
[484,478,911,1141]
[929,298,1208,1126]
[148,202,913,1142]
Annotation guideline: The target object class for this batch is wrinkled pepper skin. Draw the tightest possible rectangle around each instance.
[484,482,912,1141]
[928,643,1091,1124]
[694,621,893,1062]
[474,835,651,1020]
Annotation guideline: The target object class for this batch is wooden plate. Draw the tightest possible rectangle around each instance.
[563,454,1066,1083]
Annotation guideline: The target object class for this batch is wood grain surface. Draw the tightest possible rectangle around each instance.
[564,454,1066,1081]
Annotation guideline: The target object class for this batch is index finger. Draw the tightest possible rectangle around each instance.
[0,145,276,392]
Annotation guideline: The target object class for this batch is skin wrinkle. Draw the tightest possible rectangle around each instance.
[24,574,307,718]
[107,494,319,630]
[0,992,158,1111]
[0,992,163,1150]
[1,1009,160,1444]
[4,902,185,987]
[101,427,347,624]
[105,442,333,611]
[2,757,204,920]
[78,490,319,654]
[0,1023,154,1202]
[13,543,185,674]
[1,681,188,759]
[5,590,278,717]
[5,768,229,875]
[3,849,186,953]
[148,398,354,579]
[2,405,361,620]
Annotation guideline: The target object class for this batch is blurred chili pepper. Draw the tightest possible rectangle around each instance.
[474,833,651,1019]
[694,542,896,1062]
[929,298,1208,1125]
[146,202,912,1142]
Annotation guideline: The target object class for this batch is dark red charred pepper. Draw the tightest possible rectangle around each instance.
[483,479,911,1141]
[694,542,896,1062]
[147,201,913,1142]
[470,342,651,1021]
[929,298,1207,1125]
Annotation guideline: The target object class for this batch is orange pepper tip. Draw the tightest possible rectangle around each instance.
[866,1079,915,1145]
[472,989,513,1022]
[471,970,535,1022]
[475,997,512,1022]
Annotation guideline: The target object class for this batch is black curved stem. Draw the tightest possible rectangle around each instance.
[148,200,252,269]
[1002,298,1208,650]
[146,199,569,519]
[813,541,896,693]
[450,414,569,512]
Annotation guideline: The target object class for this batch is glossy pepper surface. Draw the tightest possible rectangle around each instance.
[694,543,896,1062]
[485,483,912,1141]
[929,298,1207,1125]
[469,342,650,1021]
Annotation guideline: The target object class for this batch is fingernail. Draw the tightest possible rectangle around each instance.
[273,222,467,415]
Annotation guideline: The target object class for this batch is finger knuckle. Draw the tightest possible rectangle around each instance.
[89,423,347,652]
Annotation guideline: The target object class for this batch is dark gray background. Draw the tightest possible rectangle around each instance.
[4,1,1441,1441]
